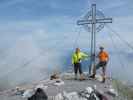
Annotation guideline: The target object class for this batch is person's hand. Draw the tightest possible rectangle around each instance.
[91,54,95,58]
[72,64,74,67]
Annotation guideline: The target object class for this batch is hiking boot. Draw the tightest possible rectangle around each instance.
[74,75,78,80]
[101,77,106,83]
[89,74,95,79]
[80,74,85,81]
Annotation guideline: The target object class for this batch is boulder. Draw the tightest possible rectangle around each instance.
[27,88,48,100]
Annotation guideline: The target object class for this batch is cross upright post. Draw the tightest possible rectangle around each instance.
[77,4,112,75]
[91,4,96,75]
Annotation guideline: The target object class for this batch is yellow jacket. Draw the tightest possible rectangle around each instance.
[72,52,89,64]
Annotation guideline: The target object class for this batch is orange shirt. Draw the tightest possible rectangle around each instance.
[98,51,109,62]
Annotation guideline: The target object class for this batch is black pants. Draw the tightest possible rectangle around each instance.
[96,61,107,69]
[74,63,82,75]
[94,61,107,76]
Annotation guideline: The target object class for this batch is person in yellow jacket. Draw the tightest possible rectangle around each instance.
[72,48,89,80]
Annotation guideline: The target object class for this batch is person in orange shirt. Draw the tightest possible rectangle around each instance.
[90,46,109,83]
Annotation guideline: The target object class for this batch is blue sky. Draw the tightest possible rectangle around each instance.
[0,0,132,19]
[0,0,133,89]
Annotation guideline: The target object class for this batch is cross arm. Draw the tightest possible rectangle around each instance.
[96,18,112,23]
[77,18,112,25]
[77,20,92,25]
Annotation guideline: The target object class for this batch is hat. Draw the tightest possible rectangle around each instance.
[99,46,104,49]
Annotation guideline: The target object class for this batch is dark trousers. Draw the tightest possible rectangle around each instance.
[93,61,107,76]
[74,63,82,75]
[96,61,107,69]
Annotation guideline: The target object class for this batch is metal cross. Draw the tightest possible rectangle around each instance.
[77,4,112,74]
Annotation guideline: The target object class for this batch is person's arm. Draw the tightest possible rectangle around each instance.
[81,52,90,60]
[72,54,74,64]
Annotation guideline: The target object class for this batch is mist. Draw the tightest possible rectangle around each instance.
[0,23,133,90]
